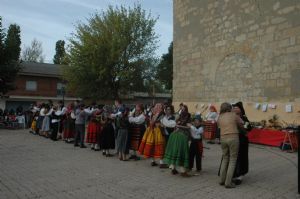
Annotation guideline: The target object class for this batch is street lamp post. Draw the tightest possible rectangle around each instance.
[152,84,155,105]
[61,86,65,106]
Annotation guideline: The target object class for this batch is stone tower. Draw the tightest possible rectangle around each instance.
[173,0,300,123]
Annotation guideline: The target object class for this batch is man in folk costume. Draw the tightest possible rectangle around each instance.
[74,104,95,148]
[50,105,66,141]
[57,100,67,140]
[138,103,167,167]
[110,99,125,151]
[128,104,146,160]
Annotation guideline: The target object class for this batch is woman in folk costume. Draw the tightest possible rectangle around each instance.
[63,103,76,143]
[86,108,102,150]
[231,102,251,185]
[30,111,39,134]
[164,105,191,177]
[99,114,115,157]
[188,114,204,172]
[116,107,130,160]
[128,104,146,160]
[36,103,45,136]
[41,104,52,138]
[160,105,176,143]
[205,105,219,144]
[205,105,219,121]
[138,103,166,167]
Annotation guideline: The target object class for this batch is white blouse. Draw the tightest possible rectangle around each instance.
[190,126,204,139]
[160,115,176,128]
[129,114,146,125]
[205,112,218,121]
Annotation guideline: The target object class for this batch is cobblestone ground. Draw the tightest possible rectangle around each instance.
[0,129,298,199]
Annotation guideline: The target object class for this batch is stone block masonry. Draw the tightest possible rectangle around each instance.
[173,0,300,123]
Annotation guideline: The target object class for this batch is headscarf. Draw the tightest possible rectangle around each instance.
[232,102,246,116]
[209,105,217,113]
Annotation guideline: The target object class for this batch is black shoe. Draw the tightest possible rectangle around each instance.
[180,172,191,177]
[134,156,141,161]
[225,183,236,188]
[106,154,113,157]
[159,164,169,169]
[171,169,178,175]
[74,144,79,147]
[232,179,242,185]
[102,151,106,156]
[80,145,87,148]
[151,162,158,166]
[129,155,137,159]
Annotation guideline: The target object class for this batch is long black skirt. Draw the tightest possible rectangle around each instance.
[100,123,115,150]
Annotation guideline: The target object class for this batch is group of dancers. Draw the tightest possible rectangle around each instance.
[28,99,251,187]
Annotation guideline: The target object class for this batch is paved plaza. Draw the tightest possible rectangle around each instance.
[0,129,298,199]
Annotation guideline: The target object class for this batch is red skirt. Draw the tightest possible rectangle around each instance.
[138,127,165,159]
[86,122,101,144]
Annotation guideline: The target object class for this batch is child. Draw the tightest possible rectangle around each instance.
[188,114,204,172]
[30,111,39,134]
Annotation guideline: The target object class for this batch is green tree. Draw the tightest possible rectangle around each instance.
[157,42,173,90]
[53,40,66,64]
[0,17,5,63]
[64,4,158,100]
[4,24,21,61]
[21,38,45,63]
[0,17,21,96]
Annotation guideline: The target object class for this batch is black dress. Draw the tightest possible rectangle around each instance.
[99,122,115,150]
[233,115,251,177]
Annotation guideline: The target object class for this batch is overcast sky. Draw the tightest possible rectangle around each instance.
[1,0,173,63]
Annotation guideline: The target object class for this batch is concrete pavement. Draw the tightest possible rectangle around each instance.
[0,129,298,199]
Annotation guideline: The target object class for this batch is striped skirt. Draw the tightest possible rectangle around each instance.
[138,127,165,159]
[129,124,145,151]
[86,121,101,144]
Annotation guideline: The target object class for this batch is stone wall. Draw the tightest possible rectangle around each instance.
[173,0,300,123]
